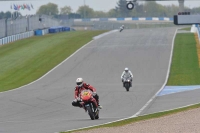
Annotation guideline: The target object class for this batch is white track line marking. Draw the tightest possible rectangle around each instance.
[130,29,178,117]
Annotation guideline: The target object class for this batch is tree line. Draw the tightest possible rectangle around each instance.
[35,1,200,18]
[1,0,200,19]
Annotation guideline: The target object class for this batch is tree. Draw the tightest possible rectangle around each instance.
[4,11,12,18]
[107,8,118,17]
[191,7,200,14]
[77,5,94,18]
[169,5,180,17]
[0,11,13,19]
[60,6,72,15]
[36,3,59,15]
[94,11,107,18]
[142,2,167,17]
[115,0,132,17]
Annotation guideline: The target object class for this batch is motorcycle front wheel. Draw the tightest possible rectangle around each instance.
[125,82,130,91]
[86,106,95,120]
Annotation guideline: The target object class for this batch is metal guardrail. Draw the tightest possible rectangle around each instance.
[73,17,173,22]
[69,17,175,30]
[0,26,71,45]
[0,31,34,45]
[195,24,200,41]
[0,16,175,45]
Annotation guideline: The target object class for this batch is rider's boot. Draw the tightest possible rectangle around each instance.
[93,95,102,109]
[98,104,103,109]
[94,100,102,110]
[96,101,102,109]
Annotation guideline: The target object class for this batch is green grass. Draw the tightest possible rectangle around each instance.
[179,27,191,31]
[0,31,106,92]
[62,32,200,133]
[167,33,200,85]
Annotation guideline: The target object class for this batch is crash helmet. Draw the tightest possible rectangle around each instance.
[125,67,129,72]
[76,78,83,87]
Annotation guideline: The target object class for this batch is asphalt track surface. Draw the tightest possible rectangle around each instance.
[0,27,178,133]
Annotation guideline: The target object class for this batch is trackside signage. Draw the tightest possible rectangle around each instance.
[174,15,200,25]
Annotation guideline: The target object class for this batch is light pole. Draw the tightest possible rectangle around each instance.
[178,0,184,12]
[84,0,85,19]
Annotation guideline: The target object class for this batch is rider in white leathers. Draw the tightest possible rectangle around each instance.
[119,25,124,32]
[121,67,133,87]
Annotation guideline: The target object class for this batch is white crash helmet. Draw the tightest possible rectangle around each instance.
[76,77,83,87]
[125,67,129,72]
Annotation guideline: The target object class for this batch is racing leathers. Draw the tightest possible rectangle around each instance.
[121,70,133,87]
[72,83,100,108]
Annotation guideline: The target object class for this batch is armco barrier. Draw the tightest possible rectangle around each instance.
[195,24,200,41]
[74,17,173,22]
[35,30,42,36]
[49,26,70,33]
[0,26,70,45]
[0,31,34,45]
[0,39,2,45]
[34,29,49,36]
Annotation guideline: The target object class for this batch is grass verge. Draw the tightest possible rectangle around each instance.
[179,27,191,31]
[62,32,200,133]
[0,30,107,92]
[167,33,200,85]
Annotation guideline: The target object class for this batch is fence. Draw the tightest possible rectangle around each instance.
[0,31,34,45]
[70,17,175,30]
[0,14,61,38]
[0,16,176,45]
[73,17,173,22]
[195,24,200,41]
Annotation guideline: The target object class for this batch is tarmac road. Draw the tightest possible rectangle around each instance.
[0,27,177,133]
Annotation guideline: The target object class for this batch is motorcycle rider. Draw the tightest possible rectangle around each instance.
[119,25,124,32]
[72,77,102,110]
[121,67,133,87]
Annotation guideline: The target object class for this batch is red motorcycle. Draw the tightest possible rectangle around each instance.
[80,90,99,120]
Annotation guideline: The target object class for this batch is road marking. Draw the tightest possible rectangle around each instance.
[130,29,178,117]
[158,85,200,96]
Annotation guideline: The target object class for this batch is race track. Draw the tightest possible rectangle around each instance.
[0,27,176,133]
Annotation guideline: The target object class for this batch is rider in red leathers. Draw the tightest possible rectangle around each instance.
[72,78,102,109]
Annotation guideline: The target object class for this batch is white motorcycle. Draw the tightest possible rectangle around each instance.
[119,26,124,32]
[123,77,132,91]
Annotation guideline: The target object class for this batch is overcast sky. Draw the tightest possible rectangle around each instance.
[0,0,200,15]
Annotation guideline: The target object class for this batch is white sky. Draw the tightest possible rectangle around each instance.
[0,0,200,15]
